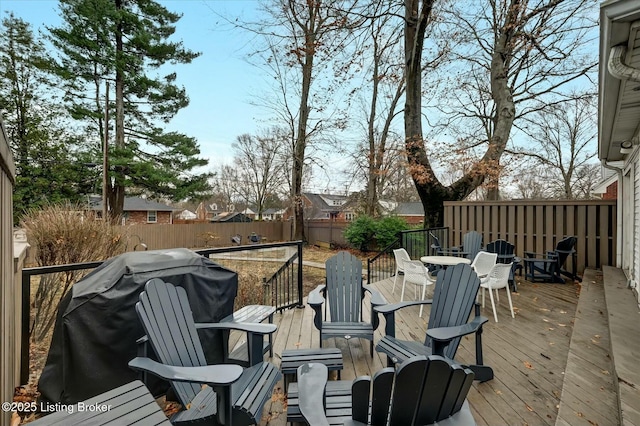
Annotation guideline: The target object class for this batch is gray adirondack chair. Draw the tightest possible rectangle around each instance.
[29,381,171,426]
[309,251,386,357]
[460,231,483,261]
[128,279,281,426]
[298,355,476,426]
[375,263,493,382]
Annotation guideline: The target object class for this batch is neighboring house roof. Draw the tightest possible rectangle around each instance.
[88,196,176,212]
[210,212,252,222]
[598,0,640,162]
[393,202,425,216]
[303,192,354,220]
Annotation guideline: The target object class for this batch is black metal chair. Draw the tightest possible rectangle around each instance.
[297,356,477,426]
[128,279,281,426]
[309,251,386,357]
[375,263,493,382]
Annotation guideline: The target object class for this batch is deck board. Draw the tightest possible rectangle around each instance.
[258,277,585,426]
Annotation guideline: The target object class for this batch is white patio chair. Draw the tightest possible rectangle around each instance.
[471,251,498,279]
[481,263,515,322]
[401,260,436,317]
[392,248,412,294]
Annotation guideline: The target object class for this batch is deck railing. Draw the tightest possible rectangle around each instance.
[367,227,449,284]
[20,241,303,384]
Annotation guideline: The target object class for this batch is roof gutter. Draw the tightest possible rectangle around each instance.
[608,44,640,82]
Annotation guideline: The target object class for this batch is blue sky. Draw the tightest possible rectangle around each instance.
[0,0,267,166]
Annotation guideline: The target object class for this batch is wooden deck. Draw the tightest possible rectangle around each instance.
[229,276,595,426]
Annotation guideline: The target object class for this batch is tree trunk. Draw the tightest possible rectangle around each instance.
[108,0,126,220]
[404,0,445,227]
[291,5,318,242]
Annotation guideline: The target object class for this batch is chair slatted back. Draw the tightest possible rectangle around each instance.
[325,251,363,322]
[426,264,480,359]
[555,236,577,266]
[351,356,475,426]
[136,278,205,406]
[462,231,483,260]
[485,239,515,263]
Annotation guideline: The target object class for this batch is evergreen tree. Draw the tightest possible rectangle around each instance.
[0,13,92,223]
[49,0,211,217]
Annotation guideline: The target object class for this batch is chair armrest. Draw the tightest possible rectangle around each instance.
[128,357,243,386]
[427,315,488,343]
[427,315,488,357]
[363,284,387,306]
[375,300,434,337]
[195,322,277,335]
[523,251,555,261]
[374,299,433,315]
[308,285,326,307]
[309,285,326,331]
[297,363,330,426]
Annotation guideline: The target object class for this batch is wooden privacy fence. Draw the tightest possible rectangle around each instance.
[443,200,617,273]
[304,221,348,247]
[1,119,23,426]
[124,221,289,251]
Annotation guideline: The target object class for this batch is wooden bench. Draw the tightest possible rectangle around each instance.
[281,348,343,387]
[30,381,170,425]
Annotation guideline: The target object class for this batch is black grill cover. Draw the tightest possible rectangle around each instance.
[38,248,238,404]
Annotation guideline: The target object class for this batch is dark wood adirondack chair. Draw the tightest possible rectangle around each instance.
[485,239,521,291]
[30,381,171,426]
[523,236,582,283]
[128,279,281,426]
[375,263,493,382]
[309,251,386,357]
[298,356,477,426]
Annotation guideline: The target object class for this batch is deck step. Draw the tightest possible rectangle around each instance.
[603,266,640,426]
[555,268,618,426]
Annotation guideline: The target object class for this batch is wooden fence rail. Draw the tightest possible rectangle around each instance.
[443,200,617,273]
[1,119,22,426]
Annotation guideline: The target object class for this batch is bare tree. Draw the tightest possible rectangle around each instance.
[518,95,597,199]
[355,1,406,216]
[232,129,286,219]
[249,0,362,240]
[403,0,597,226]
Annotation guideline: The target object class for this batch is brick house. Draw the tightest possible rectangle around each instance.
[195,200,226,221]
[294,192,358,222]
[392,202,425,224]
[89,196,176,224]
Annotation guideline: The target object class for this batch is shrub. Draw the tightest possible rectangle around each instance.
[22,203,128,342]
[343,215,377,251]
[375,216,408,249]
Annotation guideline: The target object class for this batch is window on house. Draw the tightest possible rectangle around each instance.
[147,210,157,223]
[345,212,355,221]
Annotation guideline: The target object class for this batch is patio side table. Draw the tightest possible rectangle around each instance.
[221,304,276,365]
[281,347,343,388]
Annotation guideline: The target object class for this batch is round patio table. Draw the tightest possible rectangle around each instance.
[420,255,471,267]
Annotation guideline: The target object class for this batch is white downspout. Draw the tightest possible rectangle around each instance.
[603,161,624,268]
[608,45,640,82]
